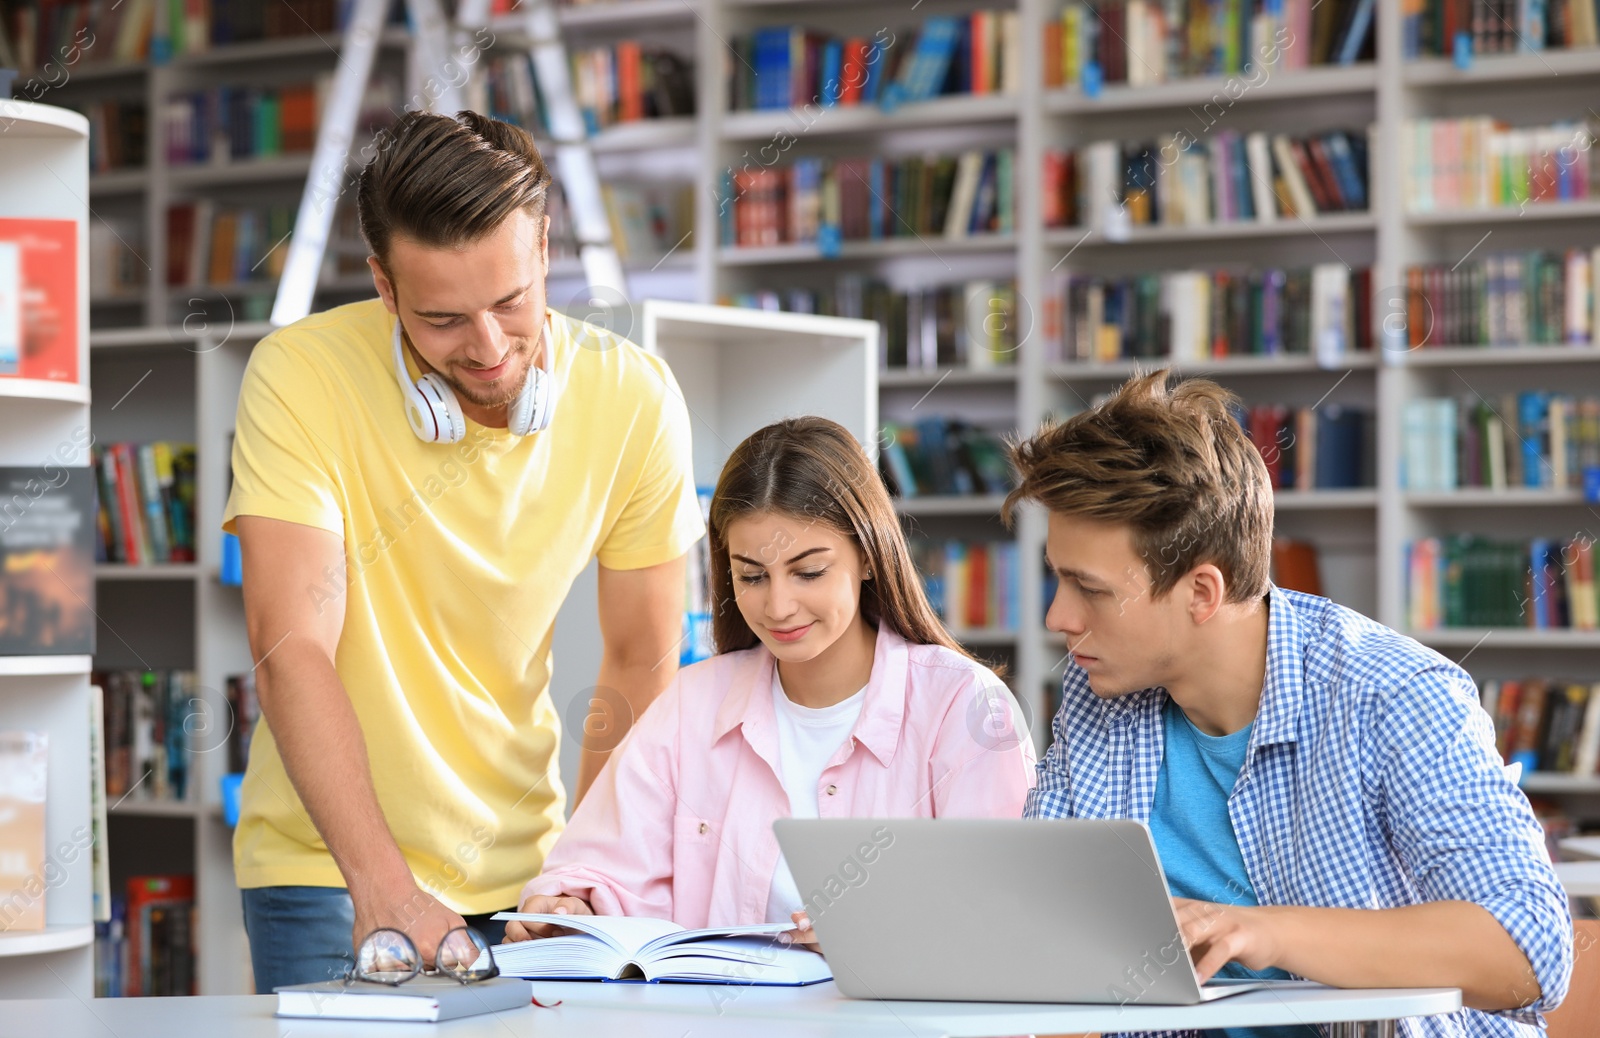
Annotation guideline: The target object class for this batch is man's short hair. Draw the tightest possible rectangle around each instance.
[1004,369,1272,603]
[356,110,553,271]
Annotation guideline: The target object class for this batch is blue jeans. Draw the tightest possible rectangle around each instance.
[240,886,512,994]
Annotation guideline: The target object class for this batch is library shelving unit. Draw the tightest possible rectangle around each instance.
[0,101,96,999]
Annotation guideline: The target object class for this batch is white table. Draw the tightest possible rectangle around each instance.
[1554,860,1600,897]
[529,979,1460,1036]
[0,982,1462,1037]
[1558,835,1600,861]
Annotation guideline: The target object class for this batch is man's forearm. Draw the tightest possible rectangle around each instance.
[257,639,414,905]
[574,652,678,803]
[1265,901,1538,1011]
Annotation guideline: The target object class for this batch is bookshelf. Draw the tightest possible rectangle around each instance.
[0,101,96,999]
[10,0,1594,998]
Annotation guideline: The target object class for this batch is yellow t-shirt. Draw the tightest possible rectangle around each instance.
[222,298,704,913]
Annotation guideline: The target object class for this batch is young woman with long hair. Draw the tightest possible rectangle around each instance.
[505,416,1034,943]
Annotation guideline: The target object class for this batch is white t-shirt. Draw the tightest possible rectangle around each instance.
[764,669,866,924]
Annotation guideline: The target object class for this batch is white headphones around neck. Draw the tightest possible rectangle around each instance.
[391,318,556,443]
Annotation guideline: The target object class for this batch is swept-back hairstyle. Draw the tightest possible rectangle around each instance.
[1004,369,1272,603]
[708,417,981,662]
[356,110,553,271]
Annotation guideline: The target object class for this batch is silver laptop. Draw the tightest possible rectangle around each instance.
[773,817,1293,1004]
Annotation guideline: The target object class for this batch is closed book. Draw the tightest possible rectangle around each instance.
[277,977,532,1021]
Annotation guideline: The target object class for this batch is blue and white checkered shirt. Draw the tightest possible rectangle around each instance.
[1024,586,1573,1038]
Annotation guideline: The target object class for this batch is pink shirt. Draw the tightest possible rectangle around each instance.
[523,626,1036,927]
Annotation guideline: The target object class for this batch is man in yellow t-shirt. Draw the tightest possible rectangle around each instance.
[223,111,703,992]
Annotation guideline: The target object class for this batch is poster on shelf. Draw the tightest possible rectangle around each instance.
[0,467,95,655]
[0,218,78,384]
[0,731,48,932]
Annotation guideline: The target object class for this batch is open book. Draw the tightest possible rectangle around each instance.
[491,913,832,985]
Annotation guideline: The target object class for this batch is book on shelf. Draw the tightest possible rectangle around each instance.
[879,418,1015,499]
[1405,534,1599,630]
[0,467,96,655]
[225,671,260,775]
[1046,127,1369,232]
[164,80,323,166]
[1044,0,1376,89]
[1402,116,1599,213]
[471,45,694,136]
[1271,539,1323,596]
[0,218,80,384]
[1042,264,1373,364]
[728,11,1019,113]
[0,731,47,932]
[1481,678,1600,778]
[93,442,197,566]
[491,913,831,985]
[1404,248,1600,348]
[1402,393,1600,492]
[90,219,148,303]
[80,100,149,175]
[2,0,155,75]
[1404,0,1600,57]
[1234,402,1372,490]
[600,182,694,267]
[911,538,1021,633]
[89,686,111,923]
[95,875,195,997]
[719,150,1014,250]
[721,277,1019,371]
[95,670,197,804]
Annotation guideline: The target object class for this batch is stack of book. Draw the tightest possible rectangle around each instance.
[1402,394,1600,491]
[94,442,197,566]
[1042,264,1372,362]
[1481,678,1600,778]
[1403,248,1600,347]
[1047,128,1369,233]
[1405,535,1598,629]
[1404,0,1600,57]
[719,150,1014,249]
[1402,116,1599,213]
[1234,403,1372,490]
[722,277,1020,370]
[165,202,292,288]
[911,539,1022,632]
[95,671,198,804]
[1045,0,1376,88]
[94,876,196,997]
[879,418,1015,499]
[728,12,1019,112]
[164,82,322,166]
[0,0,155,74]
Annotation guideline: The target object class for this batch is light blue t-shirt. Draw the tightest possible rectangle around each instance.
[1148,698,1313,1038]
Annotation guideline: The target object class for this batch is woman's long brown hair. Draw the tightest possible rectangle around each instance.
[707,416,981,663]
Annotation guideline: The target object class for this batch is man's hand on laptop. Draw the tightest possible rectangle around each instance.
[501,894,595,943]
[780,910,821,955]
[1173,898,1282,982]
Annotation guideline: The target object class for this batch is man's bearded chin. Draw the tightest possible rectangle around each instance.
[446,336,534,408]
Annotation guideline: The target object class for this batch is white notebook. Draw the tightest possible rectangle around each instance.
[491,913,832,985]
[275,976,532,1021]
